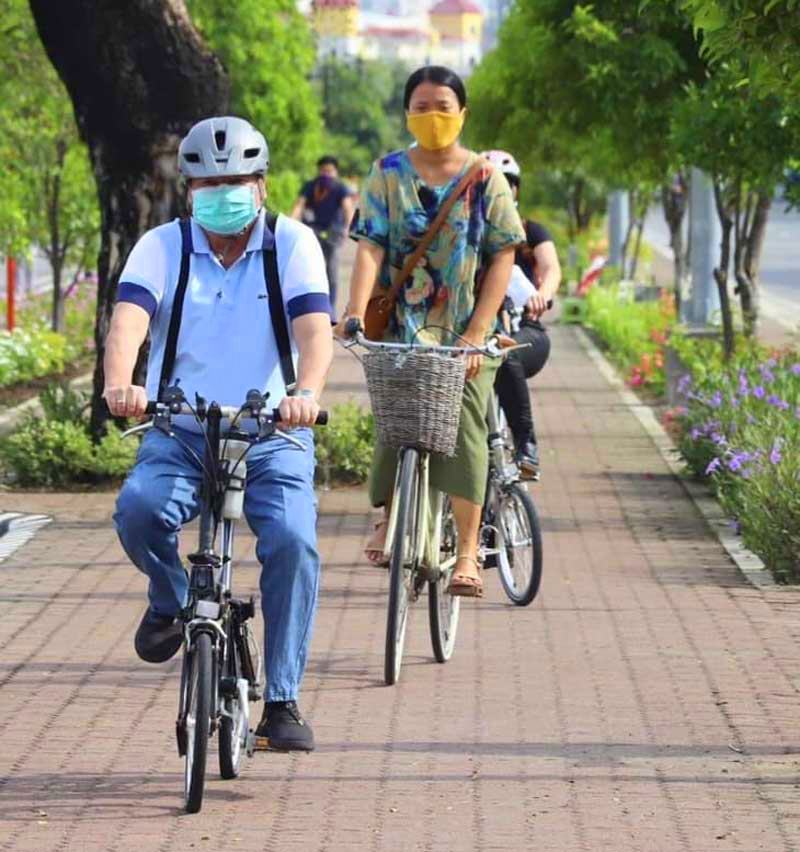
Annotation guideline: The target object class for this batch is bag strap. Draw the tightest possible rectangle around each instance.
[158,218,193,399]
[388,157,486,300]
[262,211,297,393]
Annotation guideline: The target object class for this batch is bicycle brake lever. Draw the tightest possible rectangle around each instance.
[276,430,306,451]
[120,421,154,440]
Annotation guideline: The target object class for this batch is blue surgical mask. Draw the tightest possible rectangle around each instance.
[191,184,259,235]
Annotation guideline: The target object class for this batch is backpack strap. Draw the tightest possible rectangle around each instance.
[158,218,193,399]
[262,212,297,393]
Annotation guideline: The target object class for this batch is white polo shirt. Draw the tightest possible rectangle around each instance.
[117,211,330,413]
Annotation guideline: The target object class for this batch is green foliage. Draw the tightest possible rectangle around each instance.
[317,58,410,177]
[315,402,375,485]
[0,383,136,487]
[0,327,67,388]
[187,0,324,209]
[671,69,800,194]
[682,0,800,100]
[0,0,100,317]
[468,0,705,213]
[583,283,674,394]
[675,347,800,582]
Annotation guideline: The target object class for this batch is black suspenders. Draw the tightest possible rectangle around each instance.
[262,212,297,393]
[158,214,296,401]
[158,219,193,398]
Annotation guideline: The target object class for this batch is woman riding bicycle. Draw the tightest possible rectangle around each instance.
[482,150,561,478]
[335,65,525,598]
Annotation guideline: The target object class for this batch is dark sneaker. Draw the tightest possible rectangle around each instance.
[515,441,541,481]
[134,607,183,663]
[254,700,315,752]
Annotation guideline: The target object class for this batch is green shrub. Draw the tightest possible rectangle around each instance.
[676,350,800,582]
[315,402,375,485]
[0,383,136,487]
[583,282,674,394]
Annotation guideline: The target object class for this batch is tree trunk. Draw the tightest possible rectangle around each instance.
[566,177,584,240]
[661,174,688,318]
[28,0,229,437]
[47,140,67,333]
[712,180,735,360]
[738,191,771,338]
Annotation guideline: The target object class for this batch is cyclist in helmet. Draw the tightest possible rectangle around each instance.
[106,116,333,751]
[482,150,561,477]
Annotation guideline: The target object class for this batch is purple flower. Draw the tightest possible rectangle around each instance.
[767,358,778,368]
[727,451,752,472]
[677,374,692,395]
[711,432,726,445]
[706,458,722,475]
[709,390,723,409]
[770,445,782,465]
[753,386,766,399]
[767,395,790,410]
[690,428,702,440]
[730,395,740,408]
[791,364,800,376]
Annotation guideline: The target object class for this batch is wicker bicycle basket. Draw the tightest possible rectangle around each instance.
[362,349,467,457]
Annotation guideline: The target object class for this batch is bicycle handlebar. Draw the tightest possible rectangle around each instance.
[143,400,328,426]
[340,318,510,358]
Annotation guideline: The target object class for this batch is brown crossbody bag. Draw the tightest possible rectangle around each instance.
[363,158,485,341]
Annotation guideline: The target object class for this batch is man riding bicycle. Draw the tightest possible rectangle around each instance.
[106,116,333,752]
[482,151,561,477]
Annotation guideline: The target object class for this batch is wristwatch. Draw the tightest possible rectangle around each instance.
[295,388,317,401]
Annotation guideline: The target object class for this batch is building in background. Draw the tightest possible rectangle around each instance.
[311,0,485,75]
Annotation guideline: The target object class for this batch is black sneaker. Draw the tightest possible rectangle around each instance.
[254,700,315,752]
[134,607,183,663]
[515,441,541,481]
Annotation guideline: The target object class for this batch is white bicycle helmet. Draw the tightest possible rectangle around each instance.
[482,149,521,180]
[178,116,269,179]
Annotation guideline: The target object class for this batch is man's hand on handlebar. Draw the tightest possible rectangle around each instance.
[278,394,321,430]
[104,384,148,419]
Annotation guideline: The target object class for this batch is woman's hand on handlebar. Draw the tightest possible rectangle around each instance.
[525,291,551,319]
[104,384,148,419]
[334,314,364,340]
[278,394,321,430]
[461,328,489,381]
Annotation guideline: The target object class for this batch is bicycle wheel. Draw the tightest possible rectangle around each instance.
[428,495,461,663]
[219,626,245,780]
[496,483,543,606]
[385,449,419,686]
[184,632,213,813]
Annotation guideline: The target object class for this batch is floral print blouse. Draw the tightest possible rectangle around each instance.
[352,148,525,344]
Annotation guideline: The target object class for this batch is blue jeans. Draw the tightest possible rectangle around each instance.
[113,427,320,703]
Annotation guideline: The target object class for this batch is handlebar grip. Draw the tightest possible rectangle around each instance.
[344,317,363,338]
[272,409,329,426]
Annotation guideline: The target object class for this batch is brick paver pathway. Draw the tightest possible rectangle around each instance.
[1,324,799,852]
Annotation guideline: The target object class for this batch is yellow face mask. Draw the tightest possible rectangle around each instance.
[406,109,465,151]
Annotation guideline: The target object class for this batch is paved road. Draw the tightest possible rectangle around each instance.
[644,201,800,335]
[1,323,799,851]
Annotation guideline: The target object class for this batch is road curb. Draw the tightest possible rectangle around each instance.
[574,325,776,589]
[0,371,94,438]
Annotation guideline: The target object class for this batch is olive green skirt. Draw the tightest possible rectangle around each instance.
[368,361,499,507]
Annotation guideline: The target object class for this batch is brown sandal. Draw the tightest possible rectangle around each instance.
[365,518,390,568]
[447,556,484,598]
